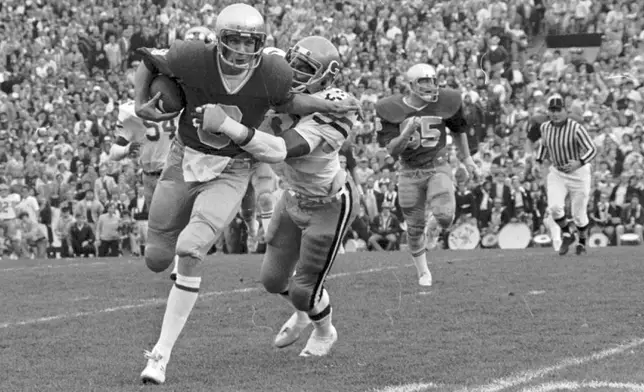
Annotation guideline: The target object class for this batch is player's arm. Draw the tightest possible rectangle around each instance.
[275,92,361,117]
[109,121,137,161]
[265,58,361,117]
[446,105,477,169]
[575,124,597,165]
[378,118,410,157]
[197,105,318,163]
[525,120,542,156]
[135,43,189,121]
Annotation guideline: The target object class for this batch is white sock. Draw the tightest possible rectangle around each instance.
[412,250,430,276]
[260,215,272,234]
[307,289,332,334]
[153,274,201,361]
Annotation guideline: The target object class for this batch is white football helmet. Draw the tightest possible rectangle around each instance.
[215,4,267,70]
[406,63,439,102]
[285,36,341,94]
[263,47,286,57]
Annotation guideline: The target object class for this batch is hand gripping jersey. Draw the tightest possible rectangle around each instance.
[259,88,357,198]
[117,101,173,173]
[376,88,466,169]
[138,40,294,157]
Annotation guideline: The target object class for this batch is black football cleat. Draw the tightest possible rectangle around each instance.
[575,244,586,255]
[559,233,575,255]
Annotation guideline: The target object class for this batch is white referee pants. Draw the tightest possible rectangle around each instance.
[547,164,591,227]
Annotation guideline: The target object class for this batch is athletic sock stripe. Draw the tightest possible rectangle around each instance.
[309,178,355,309]
[309,304,331,321]
[411,249,426,258]
[174,283,200,293]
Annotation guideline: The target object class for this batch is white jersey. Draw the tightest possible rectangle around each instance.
[117,101,173,173]
[0,194,21,220]
[261,88,356,198]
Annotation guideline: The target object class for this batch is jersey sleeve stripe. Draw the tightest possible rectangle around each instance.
[314,113,354,129]
[312,115,349,138]
[575,125,597,163]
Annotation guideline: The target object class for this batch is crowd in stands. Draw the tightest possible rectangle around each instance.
[0,0,642,259]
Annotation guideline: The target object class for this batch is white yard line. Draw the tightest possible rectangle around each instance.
[0,263,425,329]
[520,381,644,392]
[373,339,644,392]
[0,249,549,273]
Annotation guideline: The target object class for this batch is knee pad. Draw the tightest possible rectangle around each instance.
[176,221,217,262]
[407,225,426,253]
[431,201,454,229]
[434,212,454,230]
[145,243,175,273]
[257,192,274,214]
[260,270,288,295]
[549,205,564,220]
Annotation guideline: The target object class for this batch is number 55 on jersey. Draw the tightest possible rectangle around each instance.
[375,88,467,169]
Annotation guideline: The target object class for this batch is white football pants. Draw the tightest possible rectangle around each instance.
[546,164,591,227]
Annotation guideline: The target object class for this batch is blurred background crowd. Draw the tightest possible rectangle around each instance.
[0,0,643,259]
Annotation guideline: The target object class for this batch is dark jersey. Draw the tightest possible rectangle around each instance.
[139,40,294,157]
[375,88,466,169]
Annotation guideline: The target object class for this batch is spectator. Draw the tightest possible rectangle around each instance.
[69,213,96,258]
[18,212,48,259]
[96,202,121,257]
[368,204,402,251]
[55,207,76,258]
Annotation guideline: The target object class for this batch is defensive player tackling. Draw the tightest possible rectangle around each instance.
[136,4,359,385]
[376,64,480,287]
[195,36,358,357]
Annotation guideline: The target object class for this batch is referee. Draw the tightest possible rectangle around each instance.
[535,95,597,256]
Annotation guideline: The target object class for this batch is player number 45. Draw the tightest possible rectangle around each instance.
[407,116,442,150]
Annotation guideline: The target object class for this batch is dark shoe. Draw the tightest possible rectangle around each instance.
[575,244,586,255]
[559,233,574,255]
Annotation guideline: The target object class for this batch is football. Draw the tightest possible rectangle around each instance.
[149,74,186,113]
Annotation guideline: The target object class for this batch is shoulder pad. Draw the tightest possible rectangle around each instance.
[118,101,137,123]
[375,95,407,123]
[435,88,462,119]
[258,53,293,103]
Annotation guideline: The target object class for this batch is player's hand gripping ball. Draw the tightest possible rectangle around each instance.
[135,75,184,122]
[149,75,186,113]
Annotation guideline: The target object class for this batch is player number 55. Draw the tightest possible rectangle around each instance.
[407,116,442,150]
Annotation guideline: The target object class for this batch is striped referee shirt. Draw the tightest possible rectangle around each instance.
[535,118,597,169]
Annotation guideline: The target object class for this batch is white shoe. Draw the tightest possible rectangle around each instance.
[299,325,338,357]
[140,349,167,385]
[418,271,432,287]
[169,255,178,281]
[274,311,311,348]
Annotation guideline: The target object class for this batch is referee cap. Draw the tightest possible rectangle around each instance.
[547,95,564,110]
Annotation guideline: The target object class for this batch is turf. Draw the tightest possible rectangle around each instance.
[1,247,644,392]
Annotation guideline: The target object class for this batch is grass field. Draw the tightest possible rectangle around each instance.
[2,247,644,392]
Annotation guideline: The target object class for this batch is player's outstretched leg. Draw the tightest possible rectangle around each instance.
[141,167,250,385]
[145,145,192,274]
[570,178,591,256]
[289,185,356,357]
[398,173,432,286]
[546,171,574,255]
[259,194,308,348]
